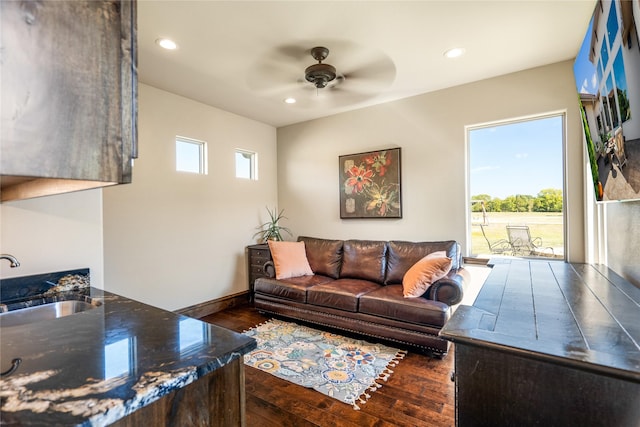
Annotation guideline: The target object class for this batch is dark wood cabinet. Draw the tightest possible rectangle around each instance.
[441,260,640,427]
[0,0,137,202]
[247,244,271,300]
[111,357,247,427]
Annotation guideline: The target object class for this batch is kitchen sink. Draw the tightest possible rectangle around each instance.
[0,300,101,327]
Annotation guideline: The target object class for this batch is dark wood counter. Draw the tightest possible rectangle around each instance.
[440,259,640,427]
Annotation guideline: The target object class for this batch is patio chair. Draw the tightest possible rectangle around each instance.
[506,225,554,257]
[612,127,628,169]
[480,224,512,255]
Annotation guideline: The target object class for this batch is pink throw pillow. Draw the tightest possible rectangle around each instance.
[402,252,452,298]
[267,240,314,280]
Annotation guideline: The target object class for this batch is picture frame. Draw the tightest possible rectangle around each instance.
[339,147,402,219]
[573,1,640,203]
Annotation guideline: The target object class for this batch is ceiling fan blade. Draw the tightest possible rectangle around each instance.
[342,57,396,87]
[246,43,314,94]
[292,79,375,104]
[247,60,302,93]
[272,44,309,62]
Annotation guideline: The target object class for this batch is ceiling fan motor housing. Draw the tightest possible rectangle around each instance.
[305,46,337,88]
[305,63,337,88]
[310,46,329,61]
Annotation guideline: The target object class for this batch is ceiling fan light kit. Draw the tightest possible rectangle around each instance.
[305,46,337,89]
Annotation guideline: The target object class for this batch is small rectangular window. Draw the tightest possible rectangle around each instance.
[176,137,207,174]
[235,149,256,180]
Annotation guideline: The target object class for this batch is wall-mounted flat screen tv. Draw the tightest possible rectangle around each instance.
[574,0,640,202]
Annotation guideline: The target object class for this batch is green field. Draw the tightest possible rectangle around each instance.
[471,212,564,258]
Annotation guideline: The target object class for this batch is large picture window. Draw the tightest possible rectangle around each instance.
[467,114,565,260]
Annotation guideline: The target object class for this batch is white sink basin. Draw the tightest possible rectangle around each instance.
[0,300,100,327]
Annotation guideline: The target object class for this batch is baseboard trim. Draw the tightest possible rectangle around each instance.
[175,291,250,319]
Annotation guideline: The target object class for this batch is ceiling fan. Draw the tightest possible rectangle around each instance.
[304,46,337,89]
[247,41,396,105]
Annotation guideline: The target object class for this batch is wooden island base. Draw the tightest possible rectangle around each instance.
[113,357,246,427]
[441,260,640,427]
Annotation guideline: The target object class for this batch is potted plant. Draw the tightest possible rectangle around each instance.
[253,207,292,243]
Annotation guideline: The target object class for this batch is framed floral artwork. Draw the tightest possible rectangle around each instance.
[339,148,402,219]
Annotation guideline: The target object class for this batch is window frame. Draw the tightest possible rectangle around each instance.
[235,148,257,180]
[465,112,567,260]
[176,136,207,175]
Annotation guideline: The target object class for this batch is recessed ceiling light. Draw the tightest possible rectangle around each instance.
[156,38,178,50]
[284,97,296,104]
[444,47,465,59]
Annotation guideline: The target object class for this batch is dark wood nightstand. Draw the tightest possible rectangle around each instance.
[246,244,272,302]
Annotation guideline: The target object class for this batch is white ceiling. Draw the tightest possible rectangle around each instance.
[137,0,597,128]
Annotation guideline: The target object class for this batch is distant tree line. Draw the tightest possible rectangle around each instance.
[472,189,563,213]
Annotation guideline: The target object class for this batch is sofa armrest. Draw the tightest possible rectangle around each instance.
[424,267,469,306]
[263,261,276,278]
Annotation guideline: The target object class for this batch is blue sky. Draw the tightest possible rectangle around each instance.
[574,18,597,95]
[469,115,564,199]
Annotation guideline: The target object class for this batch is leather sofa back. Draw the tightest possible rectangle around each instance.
[297,236,343,279]
[297,236,460,286]
[385,240,460,285]
[341,240,388,283]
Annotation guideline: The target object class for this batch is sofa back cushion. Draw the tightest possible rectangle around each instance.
[340,240,387,283]
[385,240,459,285]
[402,252,453,297]
[297,236,344,279]
[267,240,314,279]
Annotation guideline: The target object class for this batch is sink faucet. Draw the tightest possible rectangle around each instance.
[0,254,20,268]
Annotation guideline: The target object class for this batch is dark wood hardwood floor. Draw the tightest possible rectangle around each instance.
[201,304,455,427]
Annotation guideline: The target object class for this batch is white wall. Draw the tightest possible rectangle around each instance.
[0,61,590,308]
[277,61,586,262]
[0,189,104,286]
[102,84,278,311]
[605,200,640,285]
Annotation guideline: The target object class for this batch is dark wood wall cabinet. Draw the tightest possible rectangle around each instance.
[441,259,640,427]
[0,0,137,202]
[247,244,271,300]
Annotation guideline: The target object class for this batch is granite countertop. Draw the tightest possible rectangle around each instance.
[0,270,256,426]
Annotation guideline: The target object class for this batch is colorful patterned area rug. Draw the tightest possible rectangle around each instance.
[243,319,406,410]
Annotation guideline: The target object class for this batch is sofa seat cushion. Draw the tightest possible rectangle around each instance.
[307,279,381,312]
[254,275,333,303]
[359,285,450,327]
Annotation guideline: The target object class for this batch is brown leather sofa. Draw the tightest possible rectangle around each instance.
[253,236,469,358]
